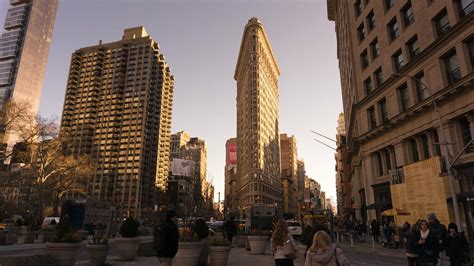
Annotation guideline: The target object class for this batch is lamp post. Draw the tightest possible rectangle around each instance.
[391,73,462,231]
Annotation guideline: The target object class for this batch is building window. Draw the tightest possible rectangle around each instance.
[459,117,472,147]
[414,71,428,102]
[388,18,400,41]
[367,10,376,30]
[361,50,369,69]
[432,130,442,156]
[357,23,366,42]
[370,38,380,59]
[355,0,363,17]
[374,67,383,88]
[457,0,474,18]
[401,1,414,27]
[392,49,404,72]
[421,134,430,159]
[368,106,377,130]
[467,38,474,69]
[398,84,410,111]
[385,0,395,11]
[443,50,461,84]
[364,77,373,96]
[410,139,420,162]
[433,9,451,37]
[375,152,384,176]
[378,98,388,123]
[407,35,420,59]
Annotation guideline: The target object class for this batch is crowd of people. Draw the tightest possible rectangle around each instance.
[152,210,470,266]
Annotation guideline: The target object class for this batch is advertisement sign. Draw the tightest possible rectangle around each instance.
[226,143,237,165]
[171,158,192,177]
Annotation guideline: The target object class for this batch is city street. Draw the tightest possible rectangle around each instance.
[0,240,412,265]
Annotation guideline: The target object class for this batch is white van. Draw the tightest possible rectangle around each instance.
[42,217,60,229]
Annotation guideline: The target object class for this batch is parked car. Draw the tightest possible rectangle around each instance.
[287,220,302,239]
[0,218,15,231]
[42,217,60,229]
[209,221,224,232]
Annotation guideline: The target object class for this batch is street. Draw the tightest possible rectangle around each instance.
[0,240,412,265]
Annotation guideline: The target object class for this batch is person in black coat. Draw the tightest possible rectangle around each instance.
[415,219,439,265]
[370,219,380,243]
[406,223,420,266]
[156,210,179,266]
[446,223,470,266]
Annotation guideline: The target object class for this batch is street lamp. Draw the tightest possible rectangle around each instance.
[391,73,462,231]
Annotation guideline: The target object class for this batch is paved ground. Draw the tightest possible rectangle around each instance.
[1,239,451,265]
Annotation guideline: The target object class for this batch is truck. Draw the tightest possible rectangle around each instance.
[243,204,280,231]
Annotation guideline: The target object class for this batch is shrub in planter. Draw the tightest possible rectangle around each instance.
[46,217,83,266]
[209,239,232,266]
[87,223,109,266]
[175,221,204,266]
[116,217,140,261]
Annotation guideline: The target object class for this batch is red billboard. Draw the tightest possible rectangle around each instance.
[226,143,237,165]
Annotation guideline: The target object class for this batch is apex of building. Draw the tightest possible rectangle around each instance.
[248,17,260,24]
[122,26,148,40]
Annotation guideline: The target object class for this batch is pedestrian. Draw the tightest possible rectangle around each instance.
[384,221,393,247]
[427,213,447,266]
[406,223,420,266]
[305,230,350,266]
[446,223,470,266]
[415,219,438,265]
[155,210,179,266]
[370,219,380,243]
[271,219,297,266]
[402,222,411,248]
[224,216,237,242]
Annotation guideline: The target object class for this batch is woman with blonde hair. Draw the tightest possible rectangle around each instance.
[305,230,350,266]
[271,219,298,266]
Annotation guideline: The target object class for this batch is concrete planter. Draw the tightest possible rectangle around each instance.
[87,244,109,266]
[209,245,231,266]
[198,239,209,266]
[46,242,83,266]
[41,231,54,243]
[247,236,269,255]
[23,232,36,244]
[173,241,203,266]
[235,235,247,247]
[0,233,18,245]
[115,237,140,261]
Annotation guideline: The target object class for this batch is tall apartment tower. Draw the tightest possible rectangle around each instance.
[235,17,282,210]
[328,0,473,230]
[0,0,58,153]
[60,27,174,219]
[280,133,298,217]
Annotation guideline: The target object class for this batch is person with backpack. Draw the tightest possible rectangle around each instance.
[427,213,447,265]
[154,210,179,266]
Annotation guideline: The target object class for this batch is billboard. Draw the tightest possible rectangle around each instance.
[226,143,237,164]
[171,158,193,177]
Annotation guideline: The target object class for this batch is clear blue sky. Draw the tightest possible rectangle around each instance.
[0,0,342,203]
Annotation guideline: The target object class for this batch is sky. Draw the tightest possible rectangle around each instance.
[0,0,342,203]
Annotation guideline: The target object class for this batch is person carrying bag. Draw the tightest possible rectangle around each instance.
[272,219,298,266]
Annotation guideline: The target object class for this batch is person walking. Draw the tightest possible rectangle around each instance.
[224,216,237,243]
[305,230,350,266]
[155,210,179,266]
[406,223,419,266]
[402,222,411,248]
[427,213,447,266]
[370,219,380,243]
[446,223,470,266]
[415,219,438,266]
[271,219,297,266]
